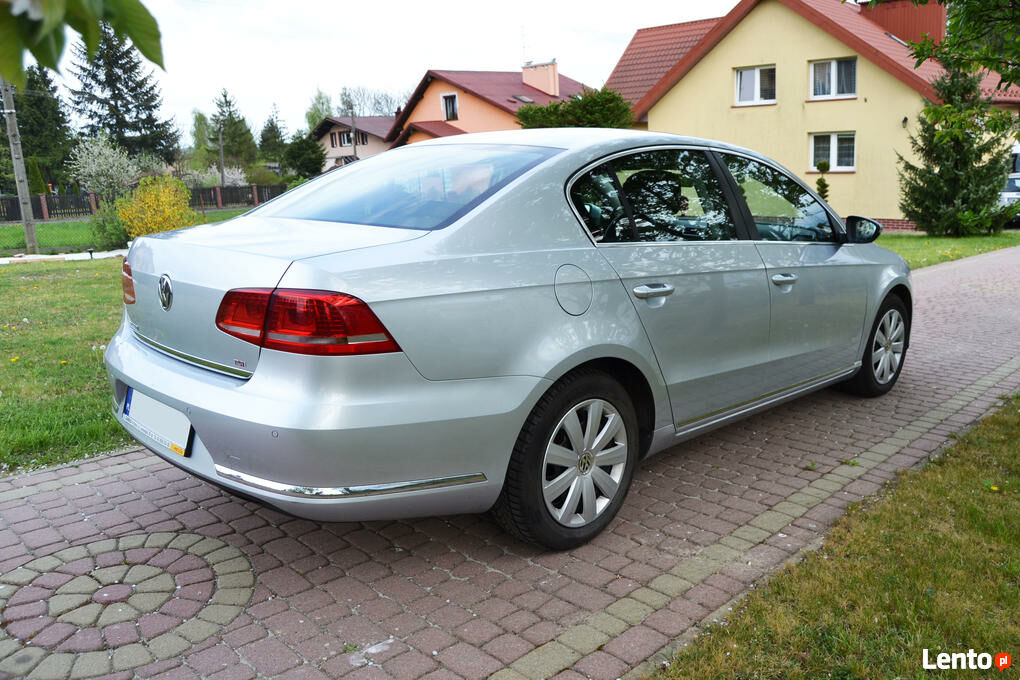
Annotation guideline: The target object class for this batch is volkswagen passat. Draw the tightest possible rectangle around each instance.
[106,129,911,549]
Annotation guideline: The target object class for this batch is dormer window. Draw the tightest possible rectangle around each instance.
[442,93,459,121]
[810,58,857,99]
[735,65,776,106]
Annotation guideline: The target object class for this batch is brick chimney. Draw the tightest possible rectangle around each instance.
[859,0,945,45]
[522,59,559,97]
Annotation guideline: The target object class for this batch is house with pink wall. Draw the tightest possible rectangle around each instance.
[386,61,587,147]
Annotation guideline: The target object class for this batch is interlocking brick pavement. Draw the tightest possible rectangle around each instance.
[2,246,1020,679]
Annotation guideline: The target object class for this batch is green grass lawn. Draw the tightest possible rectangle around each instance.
[658,394,1020,680]
[877,230,1020,270]
[0,208,249,254]
[0,258,130,471]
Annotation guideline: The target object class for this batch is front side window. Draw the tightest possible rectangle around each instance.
[570,149,737,243]
[723,154,836,242]
[442,93,458,121]
[810,58,857,99]
[810,132,856,171]
[261,143,559,230]
[735,65,777,105]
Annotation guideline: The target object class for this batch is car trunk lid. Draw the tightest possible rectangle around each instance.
[125,216,425,377]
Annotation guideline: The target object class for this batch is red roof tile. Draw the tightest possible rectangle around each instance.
[605,18,720,107]
[388,120,466,149]
[311,115,396,140]
[386,69,588,142]
[631,0,1020,118]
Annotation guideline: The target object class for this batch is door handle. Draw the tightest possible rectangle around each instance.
[633,283,675,299]
[771,273,799,286]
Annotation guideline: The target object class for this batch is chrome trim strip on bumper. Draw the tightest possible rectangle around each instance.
[133,330,254,379]
[214,465,488,499]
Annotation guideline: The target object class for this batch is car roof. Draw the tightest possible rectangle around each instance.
[415,127,771,161]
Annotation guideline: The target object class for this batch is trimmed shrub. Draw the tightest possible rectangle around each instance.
[117,176,198,239]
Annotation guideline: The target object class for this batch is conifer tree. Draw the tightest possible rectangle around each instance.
[209,89,258,168]
[259,105,288,162]
[7,66,75,189]
[898,60,1012,236]
[27,159,47,195]
[70,24,179,164]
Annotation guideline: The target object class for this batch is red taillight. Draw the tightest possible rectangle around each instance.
[121,260,135,305]
[215,288,400,356]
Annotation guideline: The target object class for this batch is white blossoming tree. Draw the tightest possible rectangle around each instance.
[184,165,247,188]
[66,133,138,199]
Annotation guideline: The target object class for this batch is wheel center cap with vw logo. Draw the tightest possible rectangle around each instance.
[158,274,174,311]
[578,449,594,475]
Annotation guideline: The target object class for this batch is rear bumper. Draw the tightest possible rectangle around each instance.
[104,317,548,521]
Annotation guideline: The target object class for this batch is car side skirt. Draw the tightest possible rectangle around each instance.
[647,363,860,456]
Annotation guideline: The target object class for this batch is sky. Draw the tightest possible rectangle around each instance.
[54,0,740,147]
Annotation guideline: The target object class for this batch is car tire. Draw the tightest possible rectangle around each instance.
[492,370,639,550]
[841,295,908,397]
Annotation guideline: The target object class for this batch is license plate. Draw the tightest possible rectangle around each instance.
[123,388,193,457]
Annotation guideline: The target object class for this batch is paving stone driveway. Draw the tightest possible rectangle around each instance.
[2,246,1020,680]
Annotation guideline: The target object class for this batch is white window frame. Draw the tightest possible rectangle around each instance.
[810,132,856,171]
[339,131,352,147]
[441,93,459,121]
[329,132,337,148]
[734,65,776,106]
[808,58,857,100]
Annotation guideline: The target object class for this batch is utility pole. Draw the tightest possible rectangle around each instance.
[217,125,226,186]
[1,77,39,254]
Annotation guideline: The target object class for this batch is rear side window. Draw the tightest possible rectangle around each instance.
[261,144,559,230]
[570,148,737,243]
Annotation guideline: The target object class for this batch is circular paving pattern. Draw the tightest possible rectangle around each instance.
[0,532,254,678]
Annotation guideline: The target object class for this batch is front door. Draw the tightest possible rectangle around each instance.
[570,148,772,427]
[719,153,869,388]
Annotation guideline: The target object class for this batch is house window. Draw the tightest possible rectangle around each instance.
[340,131,352,146]
[358,131,368,145]
[442,93,458,121]
[735,65,776,105]
[329,132,338,148]
[810,58,857,99]
[811,132,856,171]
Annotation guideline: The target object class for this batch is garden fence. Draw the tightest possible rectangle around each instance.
[0,184,289,253]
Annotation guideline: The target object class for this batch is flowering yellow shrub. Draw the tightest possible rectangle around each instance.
[116,176,198,239]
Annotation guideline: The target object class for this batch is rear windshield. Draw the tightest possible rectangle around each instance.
[1005,176,1020,192]
[260,143,560,230]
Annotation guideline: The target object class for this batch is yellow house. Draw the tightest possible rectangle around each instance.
[614,0,1020,227]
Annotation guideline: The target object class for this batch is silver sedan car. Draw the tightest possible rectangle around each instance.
[105,128,911,549]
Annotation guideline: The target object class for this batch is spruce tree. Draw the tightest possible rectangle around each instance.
[70,24,179,164]
[28,159,48,195]
[209,89,258,168]
[259,105,288,162]
[898,60,1011,236]
[9,66,75,189]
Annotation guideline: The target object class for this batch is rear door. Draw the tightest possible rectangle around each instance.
[570,147,772,427]
[717,152,869,388]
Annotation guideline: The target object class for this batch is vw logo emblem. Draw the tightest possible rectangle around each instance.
[157,274,174,311]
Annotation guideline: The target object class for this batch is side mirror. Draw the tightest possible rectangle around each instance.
[844,216,883,244]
